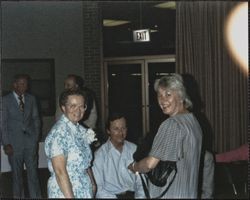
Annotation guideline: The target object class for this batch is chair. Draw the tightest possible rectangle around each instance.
[215,161,248,198]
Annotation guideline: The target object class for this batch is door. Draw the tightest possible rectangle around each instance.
[103,56,175,144]
[145,59,175,136]
[104,60,145,144]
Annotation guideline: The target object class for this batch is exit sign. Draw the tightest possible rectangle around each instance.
[133,29,150,42]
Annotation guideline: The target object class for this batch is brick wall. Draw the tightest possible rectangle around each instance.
[82,2,103,130]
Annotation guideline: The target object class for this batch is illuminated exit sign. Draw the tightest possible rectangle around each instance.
[133,29,150,42]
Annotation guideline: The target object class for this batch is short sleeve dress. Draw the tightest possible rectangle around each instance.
[148,113,202,198]
[45,114,93,198]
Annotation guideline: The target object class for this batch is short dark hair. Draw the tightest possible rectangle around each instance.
[59,89,88,108]
[105,112,127,130]
[67,74,85,89]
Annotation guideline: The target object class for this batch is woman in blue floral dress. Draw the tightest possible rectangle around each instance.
[45,89,97,198]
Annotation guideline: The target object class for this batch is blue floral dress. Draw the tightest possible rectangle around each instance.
[45,115,93,198]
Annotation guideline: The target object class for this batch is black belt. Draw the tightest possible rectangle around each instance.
[116,191,135,199]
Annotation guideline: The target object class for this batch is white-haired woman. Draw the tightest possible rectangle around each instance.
[128,73,202,198]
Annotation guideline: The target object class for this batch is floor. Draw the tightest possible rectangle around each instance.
[213,161,249,199]
[0,166,248,199]
[0,169,50,198]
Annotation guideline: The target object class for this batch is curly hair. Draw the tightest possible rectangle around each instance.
[59,89,88,108]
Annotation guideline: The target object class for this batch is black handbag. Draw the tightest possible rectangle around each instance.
[147,160,177,187]
[133,133,177,198]
[140,160,177,199]
[116,191,135,199]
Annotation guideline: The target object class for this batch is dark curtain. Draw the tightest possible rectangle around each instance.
[0,2,2,170]
[176,1,247,153]
[0,4,4,197]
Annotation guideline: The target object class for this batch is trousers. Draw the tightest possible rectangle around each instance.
[9,146,41,198]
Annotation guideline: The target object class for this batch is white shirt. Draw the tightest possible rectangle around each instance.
[13,91,25,104]
[92,139,145,198]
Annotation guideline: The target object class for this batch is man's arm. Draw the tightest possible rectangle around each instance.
[92,150,117,198]
[2,97,9,145]
[31,96,41,141]
[2,97,13,155]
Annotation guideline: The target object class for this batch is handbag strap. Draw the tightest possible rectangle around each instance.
[140,174,150,198]
[139,168,177,199]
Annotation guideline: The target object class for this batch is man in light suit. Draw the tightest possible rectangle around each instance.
[2,74,41,198]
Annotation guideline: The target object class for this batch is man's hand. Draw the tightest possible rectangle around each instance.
[3,144,13,156]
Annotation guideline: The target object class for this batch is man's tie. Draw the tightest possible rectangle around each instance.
[18,95,24,112]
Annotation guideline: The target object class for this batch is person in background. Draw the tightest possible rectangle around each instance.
[200,150,214,199]
[2,74,41,198]
[45,89,97,198]
[128,74,203,198]
[92,112,145,198]
[55,74,98,130]
[181,73,215,199]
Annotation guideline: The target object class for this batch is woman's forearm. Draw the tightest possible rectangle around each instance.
[134,157,153,173]
[129,156,159,173]
[52,155,74,198]
[55,171,74,198]
[87,168,96,185]
[87,168,97,197]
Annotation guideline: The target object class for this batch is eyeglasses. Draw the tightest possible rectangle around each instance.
[66,103,87,111]
[110,127,127,132]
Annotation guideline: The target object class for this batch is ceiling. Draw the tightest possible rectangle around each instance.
[100,1,176,57]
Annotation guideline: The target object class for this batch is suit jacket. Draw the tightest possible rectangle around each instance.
[2,92,41,151]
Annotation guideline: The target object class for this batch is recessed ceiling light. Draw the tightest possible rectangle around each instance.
[103,19,131,27]
[150,29,158,33]
[154,1,176,9]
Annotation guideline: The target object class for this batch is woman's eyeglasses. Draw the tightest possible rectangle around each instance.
[66,103,87,111]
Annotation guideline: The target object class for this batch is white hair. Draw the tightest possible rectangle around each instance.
[154,73,193,109]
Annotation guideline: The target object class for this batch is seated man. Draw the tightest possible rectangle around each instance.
[92,112,145,198]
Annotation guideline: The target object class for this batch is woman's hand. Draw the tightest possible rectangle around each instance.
[92,183,97,197]
[87,168,97,198]
[128,157,160,173]
[128,161,138,174]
